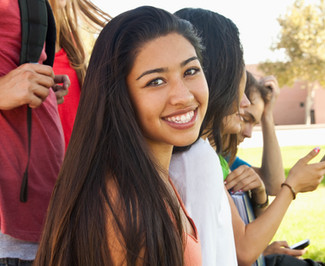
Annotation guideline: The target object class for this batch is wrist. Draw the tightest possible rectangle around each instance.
[251,189,269,208]
[261,113,274,127]
[252,192,269,208]
[281,182,296,200]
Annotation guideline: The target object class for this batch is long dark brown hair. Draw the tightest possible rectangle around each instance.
[174,8,244,154]
[49,0,111,87]
[34,6,203,266]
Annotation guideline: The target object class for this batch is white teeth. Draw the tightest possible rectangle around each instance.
[166,111,194,124]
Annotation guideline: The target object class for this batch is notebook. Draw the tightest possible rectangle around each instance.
[231,191,266,266]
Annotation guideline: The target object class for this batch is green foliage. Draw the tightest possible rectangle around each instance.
[270,187,325,262]
[237,145,325,260]
[237,145,325,168]
[238,145,325,185]
[258,0,325,88]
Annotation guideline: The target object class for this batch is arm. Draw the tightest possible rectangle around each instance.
[254,76,285,195]
[230,148,325,266]
[0,63,54,110]
[228,186,291,266]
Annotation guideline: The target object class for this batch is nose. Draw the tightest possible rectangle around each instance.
[238,93,250,116]
[242,123,253,138]
[240,93,250,108]
[169,79,194,106]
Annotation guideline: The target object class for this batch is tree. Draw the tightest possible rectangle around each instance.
[259,0,325,124]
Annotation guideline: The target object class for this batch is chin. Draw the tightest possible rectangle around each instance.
[174,135,199,147]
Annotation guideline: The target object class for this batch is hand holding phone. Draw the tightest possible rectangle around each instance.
[290,239,310,250]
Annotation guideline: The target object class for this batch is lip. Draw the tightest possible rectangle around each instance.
[163,108,198,130]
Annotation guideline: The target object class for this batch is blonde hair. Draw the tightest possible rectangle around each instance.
[49,0,111,87]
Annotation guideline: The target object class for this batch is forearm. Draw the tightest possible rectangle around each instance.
[231,186,293,265]
[251,189,268,217]
[259,113,285,195]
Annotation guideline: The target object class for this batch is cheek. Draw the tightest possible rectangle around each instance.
[193,78,209,112]
[223,115,240,133]
[131,91,166,127]
[128,92,148,126]
[242,124,252,135]
[230,116,242,133]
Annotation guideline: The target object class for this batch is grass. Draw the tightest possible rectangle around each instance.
[237,145,325,261]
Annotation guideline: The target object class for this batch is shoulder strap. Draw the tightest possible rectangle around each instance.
[18,0,55,202]
[44,0,56,66]
[18,0,48,64]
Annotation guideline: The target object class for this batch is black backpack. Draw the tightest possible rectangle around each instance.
[18,0,56,202]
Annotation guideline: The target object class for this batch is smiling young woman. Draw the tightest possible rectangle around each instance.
[127,33,208,166]
[34,6,208,266]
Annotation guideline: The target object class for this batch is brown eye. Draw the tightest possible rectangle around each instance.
[146,78,164,87]
[184,67,200,77]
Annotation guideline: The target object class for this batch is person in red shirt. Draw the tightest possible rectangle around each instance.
[0,0,69,265]
[49,0,111,150]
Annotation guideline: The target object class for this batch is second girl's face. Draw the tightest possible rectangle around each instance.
[127,33,208,154]
[222,70,250,134]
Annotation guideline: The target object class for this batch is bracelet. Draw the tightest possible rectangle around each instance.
[281,183,296,200]
[253,192,269,208]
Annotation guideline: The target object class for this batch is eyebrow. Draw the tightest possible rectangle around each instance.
[136,56,199,80]
[244,111,257,123]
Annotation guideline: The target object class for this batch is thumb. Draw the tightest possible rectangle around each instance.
[276,240,289,248]
[299,147,320,164]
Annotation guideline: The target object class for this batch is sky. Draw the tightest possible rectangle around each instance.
[91,0,300,64]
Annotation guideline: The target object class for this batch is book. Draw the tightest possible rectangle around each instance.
[231,191,255,224]
[231,191,266,266]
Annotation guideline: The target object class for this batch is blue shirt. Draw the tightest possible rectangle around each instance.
[230,156,251,171]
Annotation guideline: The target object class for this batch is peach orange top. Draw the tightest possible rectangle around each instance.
[169,178,202,266]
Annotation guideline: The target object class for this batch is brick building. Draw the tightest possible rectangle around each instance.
[246,64,325,125]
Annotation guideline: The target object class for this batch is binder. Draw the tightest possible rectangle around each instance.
[231,191,266,266]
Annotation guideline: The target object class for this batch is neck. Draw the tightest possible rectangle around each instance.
[147,142,173,182]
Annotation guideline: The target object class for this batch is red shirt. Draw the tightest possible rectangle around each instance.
[53,48,81,151]
[0,0,64,242]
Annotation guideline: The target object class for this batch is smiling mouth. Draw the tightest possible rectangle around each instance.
[165,110,195,124]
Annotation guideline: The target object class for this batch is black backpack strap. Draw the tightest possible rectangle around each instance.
[18,0,48,65]
[18,0,51,202]
[44,0,56,66]
[20,107,32,202]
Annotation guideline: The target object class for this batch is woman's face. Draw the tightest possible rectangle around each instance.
[127,33,208,154]
[222,70,250,134]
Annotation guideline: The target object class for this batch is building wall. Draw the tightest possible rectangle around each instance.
[273,83,307,125]
[314,88,325,123]
[247,64,325,125]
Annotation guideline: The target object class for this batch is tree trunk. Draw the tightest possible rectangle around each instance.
[304,83,315,125]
